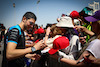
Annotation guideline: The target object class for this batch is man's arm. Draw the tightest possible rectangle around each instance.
[74,26,95,36]
[83,54,100,65]
[6,40,45,60]
[6,42,32,60]
[44,27,51,46]
[50,51,93,66]
[93,59,100,65]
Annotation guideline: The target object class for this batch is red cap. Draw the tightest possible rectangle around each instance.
[35,28,44,34]
[34,30,38,34]
[48,36,69,54]
[70,10,80,19]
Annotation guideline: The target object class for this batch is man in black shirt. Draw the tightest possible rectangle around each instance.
[2,12,46,67]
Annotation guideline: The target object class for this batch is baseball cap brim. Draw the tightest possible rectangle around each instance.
[48,48,58,55]
[85,16,99,22]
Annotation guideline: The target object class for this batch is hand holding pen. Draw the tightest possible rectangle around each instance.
[77,54,90,64]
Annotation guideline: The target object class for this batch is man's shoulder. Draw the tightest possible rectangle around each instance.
[91,39,100,45]
[9,25,20,31]
[8,25,22,35]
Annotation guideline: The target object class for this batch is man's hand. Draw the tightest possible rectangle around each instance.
[74,26,85,31]
[74,26,94,36]
[83,54,94,63]
[25,53,41,60]
[34,40,46,50]
[25,41,35,47]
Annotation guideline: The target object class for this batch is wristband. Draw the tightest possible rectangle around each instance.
[31,47,36,52]
[45,35,49,36]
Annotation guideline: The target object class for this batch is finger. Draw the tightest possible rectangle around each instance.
[37,54,41,57]
[31,58,35,60]
[74,26,77,30]
[86,54,90,58]
[35,54,41,60]
[41,41,44,43]
[83,54,89,58]
[32,53,36,57]
[84,36,86,39]
[78,33,81,37]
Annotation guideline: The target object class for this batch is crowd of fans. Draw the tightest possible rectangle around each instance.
[1,7,100,67]
[0,23,6,47]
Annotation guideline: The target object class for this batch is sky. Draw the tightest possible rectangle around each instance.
[0,0,100,29]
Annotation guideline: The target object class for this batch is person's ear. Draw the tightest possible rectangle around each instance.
[22,17,26,22]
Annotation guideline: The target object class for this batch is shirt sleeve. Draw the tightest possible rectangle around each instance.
[8,28,19,44]
[86,39,100,58]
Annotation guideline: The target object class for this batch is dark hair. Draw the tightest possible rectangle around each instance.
[23,12,37,21]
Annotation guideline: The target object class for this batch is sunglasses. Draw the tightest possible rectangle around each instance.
[30,22,34,25]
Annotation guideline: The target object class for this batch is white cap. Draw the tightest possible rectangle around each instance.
[56,16,74,28]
